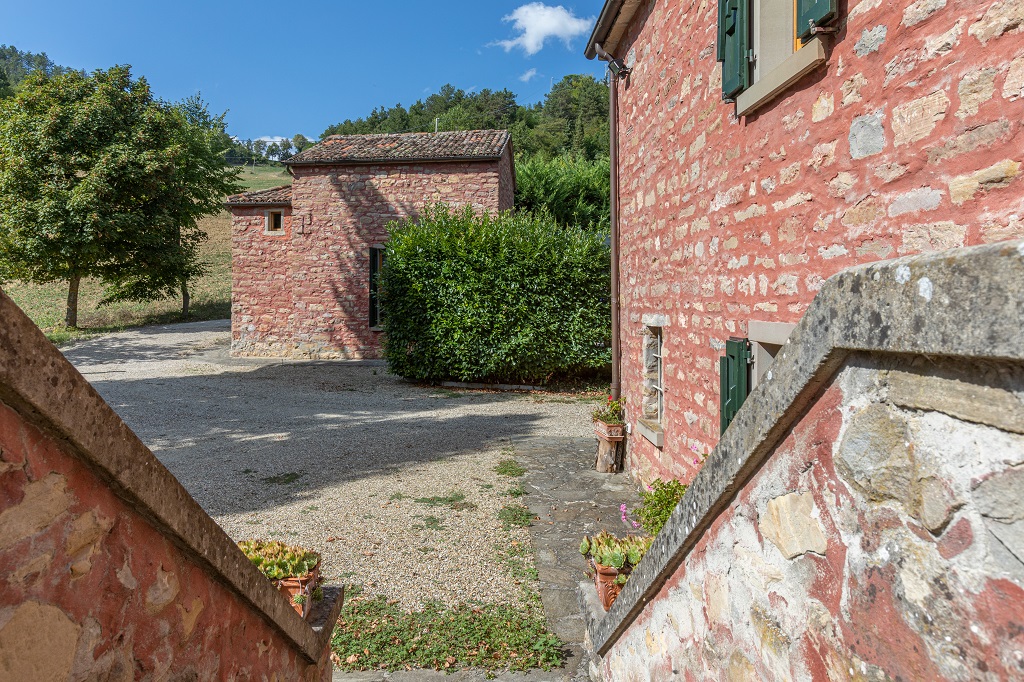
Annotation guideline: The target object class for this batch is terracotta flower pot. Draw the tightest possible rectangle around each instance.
[593,420,625,442]
[592,560,626,611]
[275,560,320,619]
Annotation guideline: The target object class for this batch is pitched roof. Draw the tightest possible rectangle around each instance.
[285,130,511,166]
[225,184,292,206]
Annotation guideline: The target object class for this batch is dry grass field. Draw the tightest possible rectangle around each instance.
[2,165,292,344]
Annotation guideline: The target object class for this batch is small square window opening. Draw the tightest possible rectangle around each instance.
[265,210,284,233]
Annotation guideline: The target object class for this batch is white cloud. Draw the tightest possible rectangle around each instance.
[519,68,539,82]
[496,3,594,56]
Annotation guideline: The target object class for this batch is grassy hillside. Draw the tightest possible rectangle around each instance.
[2,164,292,344]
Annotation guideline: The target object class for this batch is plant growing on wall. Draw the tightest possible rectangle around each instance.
[238,539,320,580]
[634,479,688,537]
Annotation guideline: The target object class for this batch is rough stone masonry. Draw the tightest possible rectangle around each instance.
[604,0,1024,486]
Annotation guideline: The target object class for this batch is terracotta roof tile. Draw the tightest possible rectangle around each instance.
[225,185,292,206]
[285,130,510,165]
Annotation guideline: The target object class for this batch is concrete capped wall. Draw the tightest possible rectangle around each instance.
[611,0,1024,484]
[231,155,512,359]
[584,241,1024,680]
[0,289,341,680]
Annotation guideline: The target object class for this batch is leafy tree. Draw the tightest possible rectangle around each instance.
[0,71,11,99]
[0,44,78,87]
[100,94,242,317]
[292,133,312,152]
[0,67,241,326]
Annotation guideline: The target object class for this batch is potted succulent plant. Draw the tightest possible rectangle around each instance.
[591,396,626,441]
[580,532,652,610]
[238,539,321,618]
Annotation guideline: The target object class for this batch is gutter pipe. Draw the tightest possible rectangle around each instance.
[594,42,623,401]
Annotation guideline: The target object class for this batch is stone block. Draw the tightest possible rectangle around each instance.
[886,369,1024,433]
[836,404,913,502]
[888,188,942,217]
[956,68,997,118]
[0,473,71,551]
[849,113,885,159]
[0,602,80,681]
[968,0,1024,44]
[854,26,887,56]
[927,119,1012,164]
[759,492,828,559]
[1004,54,1024,100]
[948,159,1021,205]
[892,91,950,146]
[902,0,947,26]
[899,221,966,254]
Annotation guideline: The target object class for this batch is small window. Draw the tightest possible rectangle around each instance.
[637,325,666,448]
[369,246,385,329]
[265,210,284,234]
[718,0,832,115]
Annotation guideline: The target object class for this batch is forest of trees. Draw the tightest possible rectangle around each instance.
[321,75,610,161]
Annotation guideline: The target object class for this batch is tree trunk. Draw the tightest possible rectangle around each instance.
[65,274,81,328]
[181,280,190,320]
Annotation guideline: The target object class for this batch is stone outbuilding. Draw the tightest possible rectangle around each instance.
[227,129,515,359]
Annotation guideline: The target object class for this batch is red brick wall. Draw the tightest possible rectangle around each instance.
[613,0,1024,484]
[231,159,510,358]
[0,396,328,681]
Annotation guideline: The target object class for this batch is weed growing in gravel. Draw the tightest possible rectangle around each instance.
[414,491,466,507]
[494,460,526,477]
[505,484,526,497]
[495,541,539,582]
[479,483,493,489]
[331,598,564,673]
[498,504,534,529]
[262,472,303,485]
[388,492,407,501]
[423,516,444,530]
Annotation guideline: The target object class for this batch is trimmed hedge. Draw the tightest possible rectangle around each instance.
[514,154,611,230]
[380,204,610,384]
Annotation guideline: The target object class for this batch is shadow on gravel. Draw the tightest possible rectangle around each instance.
[61,320,231,365]
[84,360,560,517]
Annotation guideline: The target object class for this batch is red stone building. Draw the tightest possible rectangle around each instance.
[586,0,1024,484]
[227,130,515,359]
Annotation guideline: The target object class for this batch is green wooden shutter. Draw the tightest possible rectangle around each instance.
[719,337,752,434]
[718,0,750,100]
[796,0,838,39]
[369,247,382,328]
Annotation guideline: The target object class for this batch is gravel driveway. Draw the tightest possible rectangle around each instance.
[63,320,598,609]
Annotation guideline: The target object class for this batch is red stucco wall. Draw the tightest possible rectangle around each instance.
[613,0,1024,483]
[231,159,510,358]
[0,397,329,680]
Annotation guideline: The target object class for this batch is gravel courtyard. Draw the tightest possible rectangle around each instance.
[63,320,598,609]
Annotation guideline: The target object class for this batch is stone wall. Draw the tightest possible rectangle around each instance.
[583,242,1024,681]
[612,0,1024,484]
[231,150,513,359]
[599,356,1024,680]
[0,289,340,680]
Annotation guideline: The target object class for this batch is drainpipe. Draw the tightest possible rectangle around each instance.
[595,43,623,401]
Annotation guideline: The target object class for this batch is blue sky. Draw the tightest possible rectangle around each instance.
[3,1,607,140]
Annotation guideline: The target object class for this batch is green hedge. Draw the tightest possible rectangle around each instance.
[514,155,610,230]
[380,204,610,384]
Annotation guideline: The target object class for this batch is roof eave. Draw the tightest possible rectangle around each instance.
[284,155,505,166]
[584,0,644,60]
[225,201,292,208]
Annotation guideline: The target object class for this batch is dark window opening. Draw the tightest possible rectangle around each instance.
[369,247,385,328]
